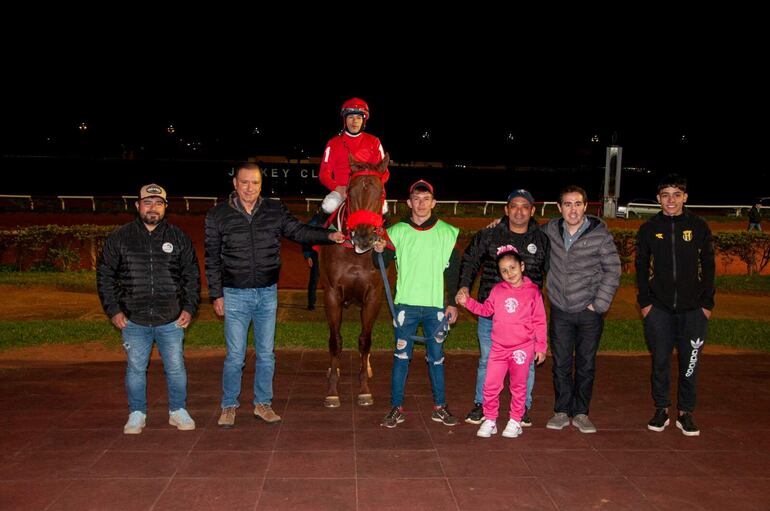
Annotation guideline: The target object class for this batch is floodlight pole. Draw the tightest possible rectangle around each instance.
[603,145,622,218]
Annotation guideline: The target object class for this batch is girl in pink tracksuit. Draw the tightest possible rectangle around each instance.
[457,245,547,438]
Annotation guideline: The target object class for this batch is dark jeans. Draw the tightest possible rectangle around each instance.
[644,306,708,412]
[549,306,604,416]
[307,251,319,309]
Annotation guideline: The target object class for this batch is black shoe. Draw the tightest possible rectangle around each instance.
[676,412,700,437]
[431,406,460,426]
[464,403,484,425]
[647,408,669,432]
[521,408,532,427]
[307,304,315,311]
[381,406,405,428]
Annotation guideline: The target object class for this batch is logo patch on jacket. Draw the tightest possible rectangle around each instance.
[162,242,174,253]
[682,230,693,242]
[655,233,664,239]
[504,297,519,313]
[527,243,537,254]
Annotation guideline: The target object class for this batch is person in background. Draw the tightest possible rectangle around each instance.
[542,185,621,434]
[302,242,320,310]
[636,174,715,437]
[97,183,200,435]
[748,201,762,231]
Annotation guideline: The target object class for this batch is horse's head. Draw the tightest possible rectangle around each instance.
[346,153,389,253]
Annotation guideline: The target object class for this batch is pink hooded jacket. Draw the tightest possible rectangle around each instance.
[464,277,547,353]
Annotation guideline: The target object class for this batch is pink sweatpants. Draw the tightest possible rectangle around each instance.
[482,343,534,421]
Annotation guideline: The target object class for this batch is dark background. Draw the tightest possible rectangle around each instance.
[2,30,764,204]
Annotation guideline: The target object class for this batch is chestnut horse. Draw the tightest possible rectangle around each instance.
[320,155,389,408]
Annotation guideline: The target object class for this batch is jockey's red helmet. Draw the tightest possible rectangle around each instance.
[340,98,370,125]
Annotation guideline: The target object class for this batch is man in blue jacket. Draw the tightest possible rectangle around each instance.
[97,183,200,435]
[636,174,715,436]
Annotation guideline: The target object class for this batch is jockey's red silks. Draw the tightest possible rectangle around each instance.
[347,209,383,229]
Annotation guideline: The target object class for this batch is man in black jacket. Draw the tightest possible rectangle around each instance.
[206,163,344,428]
[97,183,200,435]
[457,189,550,426]
[636,174,715,436]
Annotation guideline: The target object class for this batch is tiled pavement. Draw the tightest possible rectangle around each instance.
[1,350,769,510]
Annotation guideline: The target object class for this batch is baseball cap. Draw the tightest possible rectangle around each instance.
[409,179,434,195]
[506,188,535,204]
[139,183,167,201]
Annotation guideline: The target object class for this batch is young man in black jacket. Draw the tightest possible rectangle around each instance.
[636,174,715,436]
[97,184,200,435]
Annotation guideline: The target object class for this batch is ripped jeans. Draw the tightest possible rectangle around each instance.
[122,319,187,414]
[390,304,448,408]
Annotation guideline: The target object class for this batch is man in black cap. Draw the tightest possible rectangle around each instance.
[97,183,200,435]
[457,189,550,426]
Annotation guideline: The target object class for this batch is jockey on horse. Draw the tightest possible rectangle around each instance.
[314,97,390,234]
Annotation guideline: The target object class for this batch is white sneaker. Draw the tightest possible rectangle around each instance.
[476,419,498,438]
[124,411,146,434]
[502,419,523,438]
[169,408,196,431]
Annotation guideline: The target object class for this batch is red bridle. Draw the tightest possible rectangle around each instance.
[346,170,385,233]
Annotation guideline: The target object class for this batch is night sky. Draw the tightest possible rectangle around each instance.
[2,37,762,201]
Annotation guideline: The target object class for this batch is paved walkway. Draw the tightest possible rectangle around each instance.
[1,350,769,510]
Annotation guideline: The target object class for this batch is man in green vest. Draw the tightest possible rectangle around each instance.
[374,180,461,428]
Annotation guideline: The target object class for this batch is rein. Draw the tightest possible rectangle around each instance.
[376,252,452,345]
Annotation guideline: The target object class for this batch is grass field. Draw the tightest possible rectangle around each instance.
[2,318,768,352]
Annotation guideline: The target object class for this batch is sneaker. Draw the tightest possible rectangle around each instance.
[502,419,523,438]
[168,408,196,431]
[521,408,532,427]
[254,403,281,424]
[123,411,146,435]
[676,412,700,437]
[572,414,597,433]
[476,419,498,438]
[546,412,570,430]
[431,406,460,426]
[381,406,405,428]
[647,408,670,432]
[465,402,484,425]
[218,406,237,428]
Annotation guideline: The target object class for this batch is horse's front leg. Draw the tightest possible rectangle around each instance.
[324,286,344,408]
[356,288,383,406]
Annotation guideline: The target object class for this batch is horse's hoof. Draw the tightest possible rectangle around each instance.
[324,396,341,408]
[357,394,374,406]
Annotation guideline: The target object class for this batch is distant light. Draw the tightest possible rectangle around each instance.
[590,134,600,143]
[78,122,88,132]
[252,127,261,135]
[421,131,431,141]
[167,124,175,134]
[506,133,515,142]
[680,134,688,143]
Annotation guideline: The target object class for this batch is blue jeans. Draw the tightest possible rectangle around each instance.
[122,319,187,414]
[391,304,448,408]
[221,286,278,408]
[474,316,535,408]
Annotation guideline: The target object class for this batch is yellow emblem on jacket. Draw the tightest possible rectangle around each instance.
[655,233,664,239]
[682,230,693,242]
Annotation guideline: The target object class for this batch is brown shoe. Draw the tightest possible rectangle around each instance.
[218,406,237,428]
[254,403,281,423]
